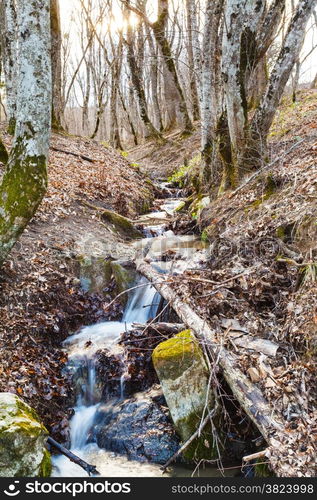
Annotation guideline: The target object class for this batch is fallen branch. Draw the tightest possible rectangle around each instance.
[51,146,95,163]
[229,138,305,198]
[132,322,185,334]
[47,437,99,476]
[136,260,292,476]
[243,449,268,463]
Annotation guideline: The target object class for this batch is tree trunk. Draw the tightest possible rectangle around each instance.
[152,0,193,134]
[124,2,162,141]
[0,136,8,164]
[144,23,164,131]
[185,0,200,121]
[201,0,224,187]
[1,0,17,134]
[51,0,64,131]
[310,71,317,89]
[251,0,317,155]
[0,0,51,266]
[222,0,266,182]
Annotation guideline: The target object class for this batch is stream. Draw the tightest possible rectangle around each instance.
[52,192,234,478]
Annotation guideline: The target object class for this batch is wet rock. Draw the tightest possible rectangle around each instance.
[0,393,51,477]
[94,387,180,464]
[101,209,143,239]
[79,256,113,293]
[152,330,220,462]
[79,257,136,306]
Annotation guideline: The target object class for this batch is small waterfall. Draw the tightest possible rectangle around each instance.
[123,276,161,324]
[53,275,162,476]
[70,404,99,450]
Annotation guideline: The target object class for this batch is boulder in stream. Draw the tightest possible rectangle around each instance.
[152,330,221,462]
[94,387,180,464]
[0,393,51,477]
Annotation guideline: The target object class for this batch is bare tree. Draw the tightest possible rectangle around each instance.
[51,0,64,130]
[0,0,17,134]
[0,0,52,266]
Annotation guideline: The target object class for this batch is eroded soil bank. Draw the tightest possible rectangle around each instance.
[0,128,155,442]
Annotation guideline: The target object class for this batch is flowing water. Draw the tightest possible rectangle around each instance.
[53,277,162,477]
[52,196,233,478]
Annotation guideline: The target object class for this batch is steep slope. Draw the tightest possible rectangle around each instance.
[0,129,155,440]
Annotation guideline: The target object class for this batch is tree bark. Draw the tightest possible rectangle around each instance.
[185,0,200,121]
[201,0,224,187]
[51,0,64,131]
[0,136,8,164]
[123,1,162,141]
[222,0,266,181]
[0,0,51,266]
[1,0,18,134]
[152,0,193,134]
[251,0,317,151]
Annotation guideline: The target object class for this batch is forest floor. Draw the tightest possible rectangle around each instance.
[131,90,317,476]
[0,90,316,475]
[0,129,155,441]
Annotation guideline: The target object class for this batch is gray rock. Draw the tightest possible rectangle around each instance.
[152,330,220,462]
[0,393,51,477]
[94,387,180,464]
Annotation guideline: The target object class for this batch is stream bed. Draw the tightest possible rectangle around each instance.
[52,193,236,478]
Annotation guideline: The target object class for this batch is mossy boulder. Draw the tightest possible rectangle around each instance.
[0,393,51,477]
[152,330,220,462]
[101,209,143,239]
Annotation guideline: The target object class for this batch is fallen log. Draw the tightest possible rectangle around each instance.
[47,437,99,476]
[136,260,294,476]
[132,322,185,334]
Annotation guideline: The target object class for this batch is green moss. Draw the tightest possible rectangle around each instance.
[79,256,113,293]
[7,118,16,136]
[152,330,206,382]
[152,331,223,463]
[177,412,220,462]
[254,461,273,477]
[38,448,52,477]
[0,135,47,264]
[101,209,143,239]
[0,137,8,164]
[168,154,201,191]
[0,393,49,477]
[111,262,136,305]
[201,230,209,243]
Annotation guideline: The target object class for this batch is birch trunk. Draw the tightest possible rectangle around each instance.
[1,0,18,134]
[51,0,64,130]
[185,0,200,121]
[251,0,317,146]
[0,0,51,266]
[222,0,266,182]
[201,0,224,187]
[145,23,164,131]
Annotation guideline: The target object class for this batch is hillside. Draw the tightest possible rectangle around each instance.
[0,129,155,441]
[136,90,317,476]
